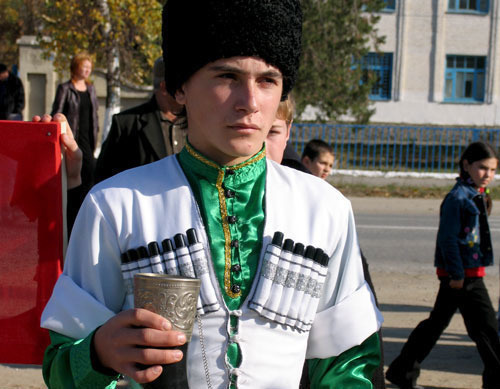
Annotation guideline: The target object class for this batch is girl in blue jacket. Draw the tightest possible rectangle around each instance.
[386,141,500,389]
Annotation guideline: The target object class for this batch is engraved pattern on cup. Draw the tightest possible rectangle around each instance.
[134,273,201,342]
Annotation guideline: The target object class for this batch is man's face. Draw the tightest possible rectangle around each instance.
[303,151,335,180]
[265,118,291,163]
[175,56,283,166]
[0,71,9,82]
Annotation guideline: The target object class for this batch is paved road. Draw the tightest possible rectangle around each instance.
[350,197,500,276]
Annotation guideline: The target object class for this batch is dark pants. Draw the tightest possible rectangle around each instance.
[389,277,500,388]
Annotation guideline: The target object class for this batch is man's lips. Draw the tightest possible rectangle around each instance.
[229,123,260,130]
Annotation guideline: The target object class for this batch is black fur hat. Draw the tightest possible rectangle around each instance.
[162,0,302,101]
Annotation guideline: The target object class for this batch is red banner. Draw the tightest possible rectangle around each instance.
[0,120,64,364]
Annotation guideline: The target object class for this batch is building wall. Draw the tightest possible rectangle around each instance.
[369,0,500,126]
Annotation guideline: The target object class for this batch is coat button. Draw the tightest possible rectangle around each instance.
[231,264,241,272]
[226,169,235,175]
[225,189,235,198]
[231,284,241,294]
[227,215,238,224]
[231,239,239,248]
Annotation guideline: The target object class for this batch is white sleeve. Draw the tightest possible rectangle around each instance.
[41,192,125,339]
[306,202,383,358]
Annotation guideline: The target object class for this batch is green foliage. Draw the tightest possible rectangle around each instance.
[0,0,43,66]
[39,0,162,86]
[296,0,386,123]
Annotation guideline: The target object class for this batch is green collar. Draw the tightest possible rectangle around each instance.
[178,142,267,184]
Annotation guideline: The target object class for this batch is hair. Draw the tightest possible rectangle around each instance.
[0,63,8,73]
[276,95,295,125]
[459,141,498,179]
[70,52,93,81]
[152,57,165,91]
[301,139,334,161]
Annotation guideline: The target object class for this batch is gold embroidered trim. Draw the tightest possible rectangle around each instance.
[185,143,266,299]
[185,143,219,170]
[216,171,238,298]
[185,142,266,172]
[232,149,266,171]
[185,143,238,298]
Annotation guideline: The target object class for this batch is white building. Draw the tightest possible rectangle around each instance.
[366,0,500,126]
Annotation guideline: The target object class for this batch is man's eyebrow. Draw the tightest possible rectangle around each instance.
[208,64,283,79]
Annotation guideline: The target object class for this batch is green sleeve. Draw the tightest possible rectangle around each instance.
[308,332,381,388]
[42,330,120,389]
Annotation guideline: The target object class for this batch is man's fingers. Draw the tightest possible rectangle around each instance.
[31,114,51,122]
[52,113,68,123]
[60,133,79,153]
[122,326,186,348]
[41,114,52,122]
[124,308,173,331]
[125,364,164,384]
[133,347,184,366]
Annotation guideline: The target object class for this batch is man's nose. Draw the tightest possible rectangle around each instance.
[234,82,258,113]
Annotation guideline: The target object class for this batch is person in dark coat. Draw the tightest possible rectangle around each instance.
[51,52,99,234]
[0,63,25,120]
[95,57,184,183]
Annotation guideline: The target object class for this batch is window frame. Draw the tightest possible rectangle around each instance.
[362,0,396,13]
[382,0,396,11]
[359,52,393,101]
[443,55,486,103]
[447,0,489,14]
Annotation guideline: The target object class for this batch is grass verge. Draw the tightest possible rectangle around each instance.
[333,182,500,199]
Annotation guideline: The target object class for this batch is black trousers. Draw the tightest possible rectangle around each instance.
[390,277,500,388]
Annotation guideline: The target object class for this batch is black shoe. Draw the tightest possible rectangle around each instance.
[386,365,423,389]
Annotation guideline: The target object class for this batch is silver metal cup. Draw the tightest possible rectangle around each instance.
[134,273,201,389]
[134,273,201,341]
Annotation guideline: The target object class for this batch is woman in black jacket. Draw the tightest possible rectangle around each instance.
[51,52,99,233]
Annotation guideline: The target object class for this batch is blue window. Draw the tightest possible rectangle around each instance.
[360,53,393,101]
[362,0,395,13]
[448,0,489,13]
[383,0,396,10]
[444,55,486,102]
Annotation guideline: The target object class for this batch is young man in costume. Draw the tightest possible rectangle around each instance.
[41,1,382,387]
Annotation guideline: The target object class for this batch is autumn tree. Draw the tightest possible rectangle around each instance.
[296,0,386,123]
[0,0,44,66]
[39,0,162,138]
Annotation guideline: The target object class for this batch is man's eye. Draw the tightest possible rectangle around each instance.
[263,78,278,85]
[218,73,236,80]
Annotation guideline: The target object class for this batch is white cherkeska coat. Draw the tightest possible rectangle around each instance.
[42,155,382,388]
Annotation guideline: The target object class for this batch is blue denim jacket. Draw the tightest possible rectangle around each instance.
[434,178,493,280]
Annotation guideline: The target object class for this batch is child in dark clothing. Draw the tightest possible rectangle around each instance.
[386,141,500,389]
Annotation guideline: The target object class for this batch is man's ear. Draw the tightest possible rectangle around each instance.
[175,86,186,105]
[302,155,311,167]
[285,121,292,142]
[159,81,168,95]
